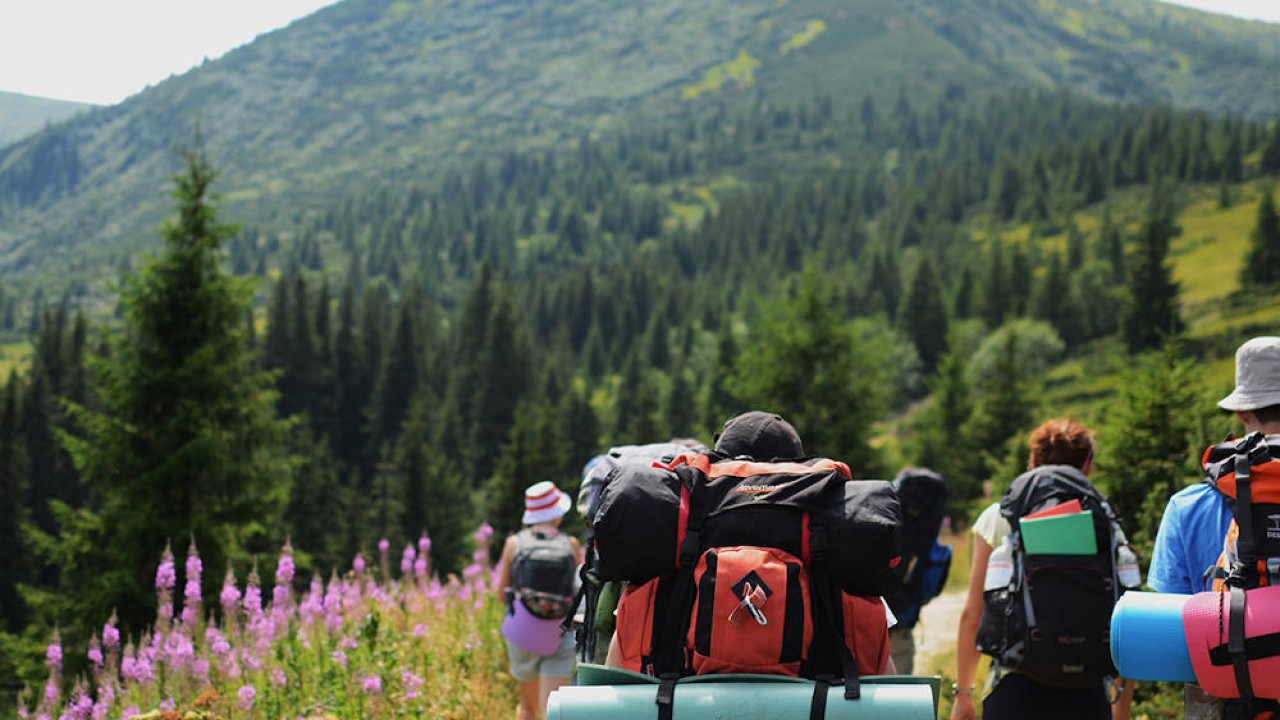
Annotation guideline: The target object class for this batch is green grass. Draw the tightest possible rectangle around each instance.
[779,20,827,55]
[681,50,762,100]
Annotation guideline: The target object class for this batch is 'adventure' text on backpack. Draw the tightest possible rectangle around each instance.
[512,529,577,620]
[592,452,901,720]
[886,468,952,629]
[976,464,1125,690]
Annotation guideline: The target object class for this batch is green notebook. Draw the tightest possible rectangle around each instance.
[1020,510,1097,555]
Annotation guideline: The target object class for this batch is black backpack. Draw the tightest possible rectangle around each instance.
[885,468,951,628]
[512,529,577,620]
[976,465,1123,689]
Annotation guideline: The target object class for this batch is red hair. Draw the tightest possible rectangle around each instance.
[1028,418,1094,470]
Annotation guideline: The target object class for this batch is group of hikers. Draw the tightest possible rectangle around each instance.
[492,335,1280,720]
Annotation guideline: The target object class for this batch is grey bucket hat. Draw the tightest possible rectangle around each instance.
[1218,336,1280,412]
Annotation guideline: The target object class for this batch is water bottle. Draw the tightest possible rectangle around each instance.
[984,537,1014,591]
[1115,528,1142,589]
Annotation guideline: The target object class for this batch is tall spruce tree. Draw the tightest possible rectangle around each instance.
[0,372,29,631]
[898,256,949,373]
[52,138,295,632]
[1091,340,1204,551]
[1241,190,1280,288]
[732,270,885,473]
[1123,184,1184,352]
[398,401,470,576]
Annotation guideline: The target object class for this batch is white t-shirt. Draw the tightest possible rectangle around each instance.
[972,502,1011,549]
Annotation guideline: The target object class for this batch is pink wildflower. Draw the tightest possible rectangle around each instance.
[46,635,62,671]
[86,638,102,667]
[414,556,427,579]
[271,668,287,688]
[155,545,176,590]
[378,538,390,554]
[276,540,296,585]
[475,523,494,543]
[121,708,140,720]
[413,623,428,637]
[220,565,240,611]
[102,614,120,649]
[400,544,415,576]
[332,650,348,667]
[401,670,424,700]
[353,553,366,574]
[362,675,382,695]
[237,684,256,711]
[418,534,431,555]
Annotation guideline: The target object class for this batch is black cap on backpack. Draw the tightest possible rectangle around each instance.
[714,411,805,460]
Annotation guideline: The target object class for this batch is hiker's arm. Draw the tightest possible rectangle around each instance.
[495,535,517,605]
[1111,678,1134,720]
[570,536,584,566]
[950,533,992,720]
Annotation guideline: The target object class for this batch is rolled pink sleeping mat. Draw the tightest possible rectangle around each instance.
[1109,592,1196,682]
[1183,584,1280,700]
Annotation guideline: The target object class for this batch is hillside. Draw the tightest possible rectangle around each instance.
[2,0,1280,304]
[0,91,92,149]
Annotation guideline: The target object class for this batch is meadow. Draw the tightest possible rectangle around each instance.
[19,526,517,720]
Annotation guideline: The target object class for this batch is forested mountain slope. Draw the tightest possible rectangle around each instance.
[1,0,1280,303]
[0,92,92,150]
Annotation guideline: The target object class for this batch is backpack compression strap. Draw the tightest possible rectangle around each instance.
[651,514,703,720]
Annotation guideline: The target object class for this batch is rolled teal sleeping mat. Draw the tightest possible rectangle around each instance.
[1109,591,1195,682]
[549,665,938,720]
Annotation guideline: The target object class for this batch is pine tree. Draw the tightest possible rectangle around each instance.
[911,331,975,513]
[959,328,1035,489]
[486,401,566,544]
[1241,190,1280,288]
[1123,184,1184,352]
[898,257,949,373]
[732,270,885,473]
[1091,340,1204,552]
[398,401,470,576]
[284,430,347,578]
[0,372,29,631]
[51,138,295,632]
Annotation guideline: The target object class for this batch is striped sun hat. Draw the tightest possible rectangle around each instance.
[522,480,573,525]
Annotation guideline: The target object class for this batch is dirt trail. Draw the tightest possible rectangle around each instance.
[911,587,967,676]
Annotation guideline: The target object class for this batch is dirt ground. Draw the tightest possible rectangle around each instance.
[912,587,967,677]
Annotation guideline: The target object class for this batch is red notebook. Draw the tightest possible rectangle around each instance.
[1023,498,1083,521]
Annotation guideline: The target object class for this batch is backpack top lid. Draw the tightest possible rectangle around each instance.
[1204,434,1280,503]
[1000,464,1104,523]
[713,411,805,460]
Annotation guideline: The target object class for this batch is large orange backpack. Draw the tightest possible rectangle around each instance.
[611,578,891,677]
[1198,432,1280,717]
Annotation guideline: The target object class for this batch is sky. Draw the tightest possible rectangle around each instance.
[0,0,1278,107]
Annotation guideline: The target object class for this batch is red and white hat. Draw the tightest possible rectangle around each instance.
[522,480,573,525]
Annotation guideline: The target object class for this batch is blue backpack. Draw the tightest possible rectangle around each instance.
[886,468,951,628]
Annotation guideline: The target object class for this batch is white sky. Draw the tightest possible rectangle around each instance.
[0,0,1277,106]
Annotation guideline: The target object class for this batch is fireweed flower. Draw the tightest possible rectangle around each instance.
[102,613,120,649]
[271,668,287,688]
[418,534,431,555]
[362,676,382,695]
[332,650,347,667]
[378,538,390,555]
[413,556,427,580]
[237,684,256,711]
[401,545,415,576]
[401,670,424,700]
[353,553,366,575]
[46,634,62,671]
[86,638,103,667]
[475,523,494,544]
[155,546,176,590]
[413,623,428,637]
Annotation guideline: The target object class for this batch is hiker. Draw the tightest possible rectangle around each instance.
[885,466,952,674]
[1155,336,1280,719]
[603,410,898,677]
[495,480,584,720]
[951,418,1134,720]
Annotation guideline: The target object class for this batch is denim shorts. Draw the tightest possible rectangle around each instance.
[506,631,576,682]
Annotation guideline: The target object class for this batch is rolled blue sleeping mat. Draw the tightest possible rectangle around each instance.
[549,665,938,720]
[1109,591,1196,683]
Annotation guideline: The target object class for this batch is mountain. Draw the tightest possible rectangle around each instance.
[2,0,1280,297]
[0,91,93,149]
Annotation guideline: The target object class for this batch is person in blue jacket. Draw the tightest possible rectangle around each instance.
[1148,336,1280,719]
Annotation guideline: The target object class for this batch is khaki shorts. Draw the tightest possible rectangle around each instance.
[507,632,576,682]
